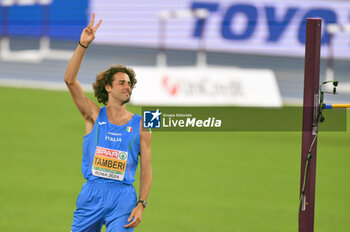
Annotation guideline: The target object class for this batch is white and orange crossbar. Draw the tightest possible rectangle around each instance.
[323,104,350,109]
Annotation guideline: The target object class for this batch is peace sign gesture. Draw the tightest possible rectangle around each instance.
[80,13,103,47]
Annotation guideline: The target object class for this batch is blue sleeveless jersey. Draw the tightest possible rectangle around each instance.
[81,107,141,184]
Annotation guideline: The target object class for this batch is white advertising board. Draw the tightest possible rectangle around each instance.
[130,66,282,107]
[91,0,350,59]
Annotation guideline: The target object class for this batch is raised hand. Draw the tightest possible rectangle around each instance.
[80,13,102,47]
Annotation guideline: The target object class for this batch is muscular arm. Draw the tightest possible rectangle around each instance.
[125,122,153,228]
[138,125,153,203]
[64,13,102,134]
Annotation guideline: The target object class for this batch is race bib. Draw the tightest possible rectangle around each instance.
[92,146,128,181]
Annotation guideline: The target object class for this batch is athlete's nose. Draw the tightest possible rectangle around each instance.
[123,84,131,94]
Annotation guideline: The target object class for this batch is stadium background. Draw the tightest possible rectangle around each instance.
[1,0,350,231]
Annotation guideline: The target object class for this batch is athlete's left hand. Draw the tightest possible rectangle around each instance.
[124,204,144,228]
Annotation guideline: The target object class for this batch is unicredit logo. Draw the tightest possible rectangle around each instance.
[162,76,179,96]
[162,75,242,97]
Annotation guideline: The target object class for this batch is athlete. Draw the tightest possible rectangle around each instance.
[64,14,152,232]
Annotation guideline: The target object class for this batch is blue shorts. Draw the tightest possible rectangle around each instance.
[71,180,137,232]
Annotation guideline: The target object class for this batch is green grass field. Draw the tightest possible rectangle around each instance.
[1,86,349,232]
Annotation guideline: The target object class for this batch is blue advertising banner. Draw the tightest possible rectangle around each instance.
[90,0,350,59]
[0,0,88,40]
[2,0,350,59]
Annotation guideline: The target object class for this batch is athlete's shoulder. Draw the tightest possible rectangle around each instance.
[95,106,106,119]
[128,111,141,120]
[134,113,142,119]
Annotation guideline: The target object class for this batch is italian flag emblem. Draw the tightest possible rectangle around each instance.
[126,126,133,132]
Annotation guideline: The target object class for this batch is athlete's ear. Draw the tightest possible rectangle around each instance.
[105,84,112,93]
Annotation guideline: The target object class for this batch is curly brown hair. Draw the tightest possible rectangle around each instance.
[92,64,137,105]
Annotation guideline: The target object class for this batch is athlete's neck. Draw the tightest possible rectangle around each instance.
[106,103,133,125]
